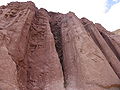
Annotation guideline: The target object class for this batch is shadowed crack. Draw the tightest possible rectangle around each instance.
[48,12,67,88]
[87,82,120,89]
[99,31,120,61]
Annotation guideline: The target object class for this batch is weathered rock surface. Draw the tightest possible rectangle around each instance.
[110,35,120,48]
[113,29,120,35]
[95,24,120,60]
[0,1,120,90]
[60,13,120,90]
[0,2,65,90]
[26,8,65,90]
[0,1,36,90]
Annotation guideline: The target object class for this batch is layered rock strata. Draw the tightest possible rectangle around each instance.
[0,1,120,90]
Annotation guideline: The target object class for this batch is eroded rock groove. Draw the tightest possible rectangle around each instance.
[48,12,67,88]
[99,31,120,61]
[0,1,120,90]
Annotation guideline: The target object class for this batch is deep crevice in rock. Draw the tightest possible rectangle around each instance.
[83,24,120,78]
[50,23,63,64]
[48,13,67,88]
[50,23,67,88]
[99,31,120,61]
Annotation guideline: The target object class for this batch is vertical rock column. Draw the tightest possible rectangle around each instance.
[26,9,65,90]
[0,2,36,90]
[95,23,120,61]
[60,12,120,90]
[81,18,120,78]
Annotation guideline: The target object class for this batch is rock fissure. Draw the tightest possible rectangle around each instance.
[81,19,120,78]
[0,2,120,90]
[99,31,120,61]
[48,13,67,88]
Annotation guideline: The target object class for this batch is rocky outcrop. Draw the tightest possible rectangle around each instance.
[60,13,120,90]
[113,29,120,35]
[0,2,36,90]
[80,18,120,78]
[25,9,65,90]
[0,1,120,90]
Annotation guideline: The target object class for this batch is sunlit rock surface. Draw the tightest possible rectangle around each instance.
[0,1,120,90]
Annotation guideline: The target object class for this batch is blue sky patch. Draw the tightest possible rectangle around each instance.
[106,0,120,12]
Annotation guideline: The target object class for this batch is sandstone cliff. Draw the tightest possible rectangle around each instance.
[0,1,120,90]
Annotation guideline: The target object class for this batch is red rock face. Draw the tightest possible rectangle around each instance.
[80,18,120,78]
[25,9,65,90]
[0,1,120,90]
[0,2,36,90]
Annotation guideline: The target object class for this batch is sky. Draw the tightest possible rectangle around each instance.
[0,0,120,31]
